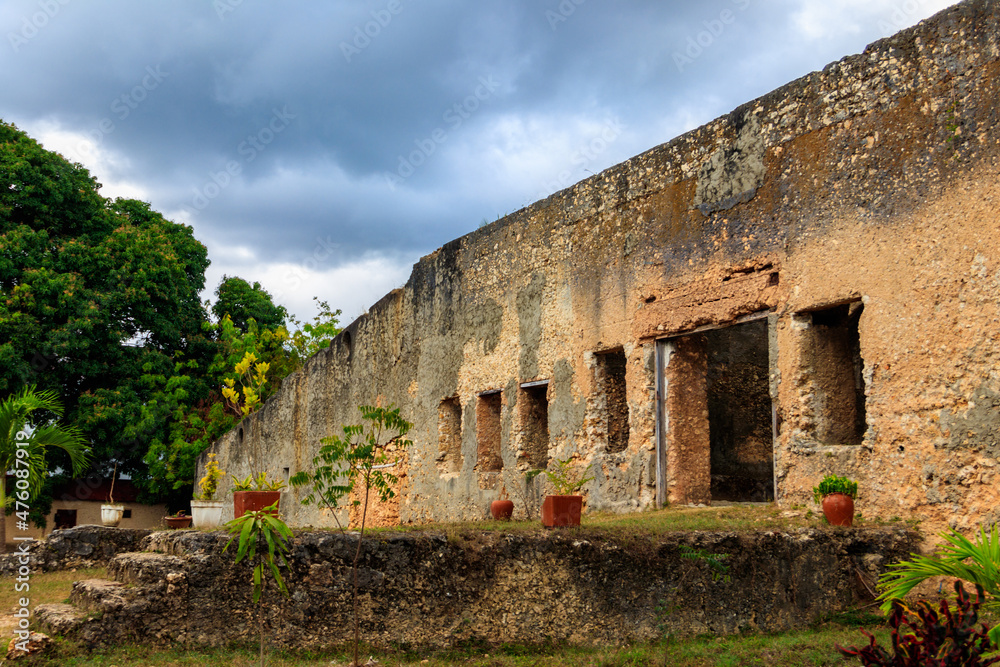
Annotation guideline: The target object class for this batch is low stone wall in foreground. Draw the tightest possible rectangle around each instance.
[0,526,151,575]
[37,526,918,649]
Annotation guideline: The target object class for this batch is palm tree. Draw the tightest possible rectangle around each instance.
[0,386,90,552]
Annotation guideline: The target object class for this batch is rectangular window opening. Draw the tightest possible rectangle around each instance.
[805,301,866,445]
[437,397,463,474]
[476,392,502,472]
[54,509,77,530]
[596,349,629,454]
[519,382,549,469]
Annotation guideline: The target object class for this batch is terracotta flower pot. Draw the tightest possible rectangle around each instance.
[491,499,514,520]
[165,515,192,529]
[541,495,583,528]
[233,491,281,519]
[821,492,855,526]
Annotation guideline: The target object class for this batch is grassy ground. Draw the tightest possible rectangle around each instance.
[29,617,893,666]
[375,503,914,540]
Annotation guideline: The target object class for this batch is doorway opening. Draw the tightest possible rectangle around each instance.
[706,319,774,502]
[658,315,774,504]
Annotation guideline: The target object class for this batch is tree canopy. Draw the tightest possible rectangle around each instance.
[0,121,211,488]
[212,276,287,333]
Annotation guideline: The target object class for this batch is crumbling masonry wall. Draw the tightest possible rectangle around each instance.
[38,527,919,649]
[205,0,1000,532]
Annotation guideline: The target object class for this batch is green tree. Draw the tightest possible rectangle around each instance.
[291,405,412,667]
[141,315,290,498]
[212,276,287,333]
[0,386,89,550]
[0,120,211,492]
[286,297,342,363]
[1,121,345,507]
[224,503,293,667]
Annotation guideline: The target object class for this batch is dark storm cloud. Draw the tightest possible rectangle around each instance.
[0,0,957,316]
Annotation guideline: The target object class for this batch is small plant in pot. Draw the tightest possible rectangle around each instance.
[100,462,124,527]
[538,457,594,528]
[813,474,858,526]
[164,509,192,529]
[191,453,226,529]
[232,472,286,519]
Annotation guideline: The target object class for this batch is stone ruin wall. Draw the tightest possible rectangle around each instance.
[39,527,919,649]
[205,0,1000,532]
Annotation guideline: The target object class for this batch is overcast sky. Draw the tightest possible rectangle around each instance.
[0,0,957,324]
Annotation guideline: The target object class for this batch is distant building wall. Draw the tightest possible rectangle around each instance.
[6,501,167,543]
[204,0,1000,532]
[6,478,168,544]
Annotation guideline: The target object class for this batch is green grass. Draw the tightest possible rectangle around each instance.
[0,567,105,612]
[366,503,904,541]
[25,623,896,666]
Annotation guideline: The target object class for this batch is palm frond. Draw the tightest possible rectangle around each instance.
[878,525,1000,612]
[27,423,90,476]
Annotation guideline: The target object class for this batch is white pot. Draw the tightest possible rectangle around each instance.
[190,499,225,529]
[101,505,124,527]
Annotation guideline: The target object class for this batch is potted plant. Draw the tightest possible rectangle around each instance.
[233,472,286,519]
[490,485,514,521]
[100,462,124,527]
[813,474,858,526]
[191,453,226,529]
[164,510,192,529]
[539,457,594,528]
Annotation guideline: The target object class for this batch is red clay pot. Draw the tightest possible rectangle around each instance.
[233,491,281,519]
[164,515,192,529]
[821,493,855,527]
[491,500,514,521]
[541,495,582,528]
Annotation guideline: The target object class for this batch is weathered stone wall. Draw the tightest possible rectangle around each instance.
[39,526,918,649]
[204,0,1000,532]
[0,526,151,575]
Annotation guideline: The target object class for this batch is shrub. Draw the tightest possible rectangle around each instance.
[812,474,858,503]
[838,580,1000,666]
